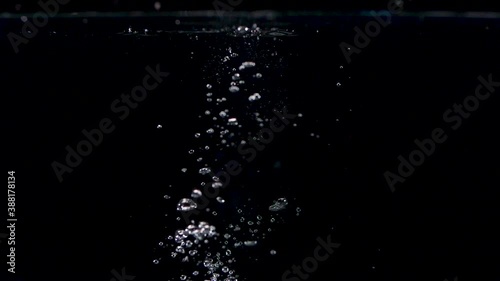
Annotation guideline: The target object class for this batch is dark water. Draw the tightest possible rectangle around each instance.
[3,12,500,281]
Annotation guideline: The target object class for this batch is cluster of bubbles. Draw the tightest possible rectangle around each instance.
[161,197,294,280]
[155,25,301,280]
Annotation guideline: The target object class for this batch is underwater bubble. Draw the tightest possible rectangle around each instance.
[199,167,212,175]
[244,240,258,246]
[229,86,240,93]
[255,73,262,78]
[227,118,238,125]
[206,128,215,134]
[248,93,261,101]
[232,73,240,80]
[219,111,227,117]
[181,168,187,173]
[194,133,201,138]
[163,195,171,199]
[269,198,288,211]
[206,84,212,89]
[188,149,195,154]
[212,182,223,188]
[153,259,159,264]
[177,198,197,212]
[191,189,202,198]
[216,197,225,203]
[270,250,277,255]
[336,82,341,87]
[205,110,211,115]
[156,124,162,129]
[239,61,256,70]
[176,246,185,254]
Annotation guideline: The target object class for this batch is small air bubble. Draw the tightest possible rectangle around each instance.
[229,86,240,93]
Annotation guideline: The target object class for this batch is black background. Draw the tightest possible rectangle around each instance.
[2,7,500,281]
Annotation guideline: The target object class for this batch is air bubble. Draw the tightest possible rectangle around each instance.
[177,198,197,212]
[269,198,288,211]
[229,86,240,93]
[199,167,212,175]
[244,240,258,246]
[191,189,202,198]
[248,93,261,101]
